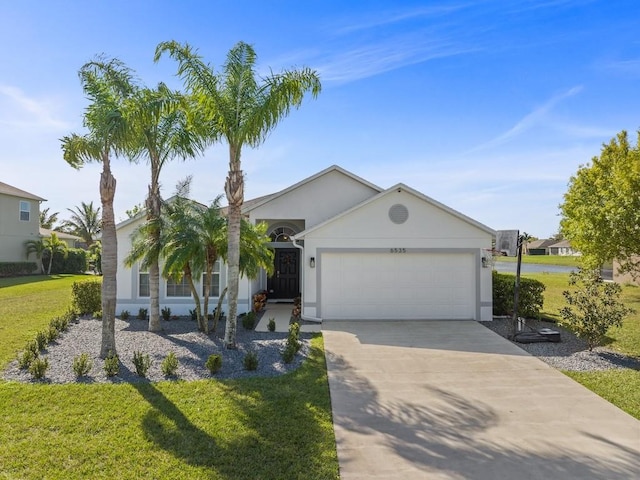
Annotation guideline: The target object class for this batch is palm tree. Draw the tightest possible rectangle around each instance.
[43,232,68,275]
[39,208,60,230]
[61,57,136,358]
[25,239,47,274]
[155,40,321,348]
[62,201,101,246]
[123,84,205,332]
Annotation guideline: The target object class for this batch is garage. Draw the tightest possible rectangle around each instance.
[320,251,476,320]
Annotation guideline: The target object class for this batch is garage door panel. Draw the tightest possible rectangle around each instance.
[321,252,476,320]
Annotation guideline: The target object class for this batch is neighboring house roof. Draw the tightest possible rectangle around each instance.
[240,165,383,214]
[548,239,572,249]
[39,228,82,241]
[0,181,46,201]
[527,239,556,249]
[295,183,496,239]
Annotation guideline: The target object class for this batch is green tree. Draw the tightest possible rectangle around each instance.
[24,239,46,274]
[39,208,59,230]
[43,232,68,275]
[61,57,136,358]
[560,269,634,350]
[155,40,321,348]
[62,201,101,246]
[560,130,640,274]
[124,84,204,332]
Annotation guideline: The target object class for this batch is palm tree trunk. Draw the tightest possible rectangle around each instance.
[203,256,214,334]
[99,155,118,358]
[223,152,243,349]
[213,286,228,334]
[184,265,203,332]
[147,182,162,332]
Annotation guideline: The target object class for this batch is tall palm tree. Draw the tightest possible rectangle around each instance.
[62,201,101,246]
[43,232,68,275]
[123,84,205,332]
[61,57,136,358]
[39,208,60,230]
[24,239,47,274]
[155,40,321,348]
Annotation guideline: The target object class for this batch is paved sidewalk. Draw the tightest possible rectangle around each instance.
[323,320,640,480]
[254,303,321,333]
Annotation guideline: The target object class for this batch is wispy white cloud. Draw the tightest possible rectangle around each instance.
[0,84,70,130]
[467,86,584,152]
[602,58,640,77]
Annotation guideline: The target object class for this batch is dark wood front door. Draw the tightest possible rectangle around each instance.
[267,248,300,299]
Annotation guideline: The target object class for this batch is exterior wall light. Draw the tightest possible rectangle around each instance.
[310,257,315,268]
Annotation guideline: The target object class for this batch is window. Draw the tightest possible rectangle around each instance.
[202,260,221,297]
[167,275,191,297]
[19,201,30,221]
[139,268,149,297]
[269,226,297,242]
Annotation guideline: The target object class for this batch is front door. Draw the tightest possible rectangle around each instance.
[267,248,300,300]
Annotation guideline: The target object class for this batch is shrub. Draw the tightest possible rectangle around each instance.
[73,353,93,377]
[103,351,120,377]
[43,248,87,274]
[132,351,152,377]
[243,351,258,371]
[492,271,545,318]
[29,357,49,379]
[137,308,148,320]
[50,315,69,332]
[161,352,179,377]
[0,262,37,277]
[205,354,222,374]
[71,280,102,314]
[560,269,635,350]
[45,325,59,343]
[93,310,102,319]
[242,311,256,330]
[189,309,197,321]
[18,349,37,370]
[25,339,39,356]
[35,331,48,351]
[267,317,276,332]
[161,307,171,321]
[282,344,296,364]
[286,322,302,353]
[119,310,130,320]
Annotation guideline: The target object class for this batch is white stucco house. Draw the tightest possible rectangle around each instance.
[116,165,496,321]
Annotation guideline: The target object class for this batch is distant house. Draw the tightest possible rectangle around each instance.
[39,228,83,249]
[0,181,45,263]
[548,239,580,256]
[526,239,556,255]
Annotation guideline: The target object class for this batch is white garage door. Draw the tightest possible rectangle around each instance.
[321,252,476,320]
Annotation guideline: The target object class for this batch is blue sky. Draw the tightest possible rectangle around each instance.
[1,0,639,237]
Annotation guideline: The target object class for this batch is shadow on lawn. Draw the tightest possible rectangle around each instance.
[132,341,338,479]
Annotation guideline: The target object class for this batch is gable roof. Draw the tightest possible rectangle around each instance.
[295,183,495,239]
[39,228,82,241]
[0,181,45,201]
[240,165,382,214]
[548,239,572,248]
[527,239,556,249]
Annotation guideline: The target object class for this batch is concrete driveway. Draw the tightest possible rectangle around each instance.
[322,320,640,480]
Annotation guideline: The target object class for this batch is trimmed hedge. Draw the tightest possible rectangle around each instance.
[43,249,88,274]
[492,270,545,318]
[0,262,38,277]
[71,280,102,314]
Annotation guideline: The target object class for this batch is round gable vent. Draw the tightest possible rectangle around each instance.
[388,204,409,224]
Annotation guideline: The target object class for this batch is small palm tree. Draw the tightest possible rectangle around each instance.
[25,239,47,274]
[43,233,68,275]
[63,201,101,246]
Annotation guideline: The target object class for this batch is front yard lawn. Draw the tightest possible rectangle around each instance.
[0,275,339,479]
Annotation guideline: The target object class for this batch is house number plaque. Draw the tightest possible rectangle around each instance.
[389,248,407,253]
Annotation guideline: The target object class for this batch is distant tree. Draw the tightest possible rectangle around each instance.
[39,208,60,229]
[43,233,68,275]
[560,130,640,275]
[24,239,47,274]
[62,201,101,246]
[125,203,144,219]
[61,57,136,358]
[156,40,321,348]
[521,232,533,254]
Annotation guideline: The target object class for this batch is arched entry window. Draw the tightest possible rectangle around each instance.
[269,226,297,242]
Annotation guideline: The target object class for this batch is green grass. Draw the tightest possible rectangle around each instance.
[0,276,339,479]
[495,255,581,267]
[0,274,92,368]
[517,271,640,420]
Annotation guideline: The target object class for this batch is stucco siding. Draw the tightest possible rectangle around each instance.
[0,193,41,262]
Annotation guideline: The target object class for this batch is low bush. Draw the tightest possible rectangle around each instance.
[0,262,37,277]
[29,357,49,379]
[189,309,197,321]
[161,352,179,377]
[282,344,296,364]
[137,308,148,320]
[267,318,276,332]
[132,351,152,377]
[17,349,37,370]
[44,248,88,274]
[119,310,130,320]
[161,307,171,321]
[45,325,59,344]
[50,315,69,332]
[72,353,93,378]
[492,271,545,318]
[286,322,302,353]
[71,280,101,315]
[25,339,39,356]
[205,354,222,374]
[103,351,119,377]
[93,310,102,319]
[35,331,48,351]
[242,311,256,330]
[243,351,258,371]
